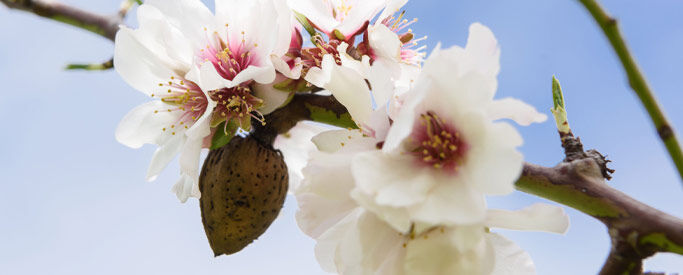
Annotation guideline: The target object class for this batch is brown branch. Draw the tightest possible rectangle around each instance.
[1,0,123,41]
[577,0,683,181]
[259,94,683,274]
[519,159,683,274]
[252,93,350,145]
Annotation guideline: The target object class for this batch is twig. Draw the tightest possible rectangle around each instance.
[251,93,352,145]
[0,0,123,41]
[577,0,683,181]
[66,58,113,71]
[536,76,681,274]
[517,161,683,274]
[260,93,683,274]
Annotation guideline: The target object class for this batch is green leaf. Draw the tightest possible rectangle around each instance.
[551,76,571,134]
[210,120,238,150]
[552,75,565,109]
[294,11,317,37]
[305,103,358,129]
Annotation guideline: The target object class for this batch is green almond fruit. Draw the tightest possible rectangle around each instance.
[199,135,288,256]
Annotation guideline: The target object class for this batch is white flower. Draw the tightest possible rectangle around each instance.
[194,0,298,128]
[114,0,300,202]
[351,23,547,230]
[296,129,568,275]
[287,0,390,40]
[114,0,219,202]
[273,121,329,192]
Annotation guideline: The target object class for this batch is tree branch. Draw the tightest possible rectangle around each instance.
[260,93,683,274]
[1,0,123,41]
[517,160,683,274]
[577,0,683,181]
[252,93,355,145]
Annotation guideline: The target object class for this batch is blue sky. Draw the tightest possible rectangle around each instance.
[0,0,681,274]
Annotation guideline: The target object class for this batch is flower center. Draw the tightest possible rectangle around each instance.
[200,29,260,81]
[382,11,426,66]
[301,36,342,75]
[151,77,208,136]
[329,0,353,22]
[410,111,467,173]
[209,85,264,129]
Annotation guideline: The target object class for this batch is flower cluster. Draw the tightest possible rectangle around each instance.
[114,0,569,273]
[115,0,297,202]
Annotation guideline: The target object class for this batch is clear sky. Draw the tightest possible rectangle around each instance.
[0,0,681,274]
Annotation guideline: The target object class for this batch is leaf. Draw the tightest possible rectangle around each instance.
[293,11,317,37]
[211,120,238,150]
[305,103,358,129]
[552,75,565,110]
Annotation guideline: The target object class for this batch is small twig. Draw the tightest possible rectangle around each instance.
[531,76,681,274]
[577,0,683,181]
[251,93,352,145]
[65,58,113,71]
[1,0,122,41]
[518,161,683,274]
[253,95,683,266]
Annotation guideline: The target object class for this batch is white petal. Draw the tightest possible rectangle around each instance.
[465,22,501,78]
[172,173,201,203]
[198,62,226,91]
[488,233,536,275]
[305,54,373,124]
[369,24,402,62]
[335,0,387,37]
[114,27,176,96]
[409,176,487,226]
[133,6,191,68]
[144,0,213,52]
[336,211,405,274]
[465,121,523,195]
[381,79,427,153]
[115,101,178,148]
[488,98,548,126]
[253,81,292,115]
[274,122,328,192]
[486,203,570,234]
[178,136,203,179]
[287,0,338,34]
[313,208,363,272]
[311,129,365,153]
[231,63,277,86]
[145,135,184,181]
[295,192,357,239]
[404,225,494,275]
[271,54,302,79]
[377,0,408,22]
[352,151,434,207]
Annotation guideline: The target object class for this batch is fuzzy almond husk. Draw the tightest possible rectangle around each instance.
[199,135,288,256]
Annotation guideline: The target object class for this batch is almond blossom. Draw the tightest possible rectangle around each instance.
[114,0,297,202]
[295,128,568,275]
[351,23,548,230]
[287,0,389,40]
[114,0,217,202]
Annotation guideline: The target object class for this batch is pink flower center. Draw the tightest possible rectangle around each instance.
[382,11,426,65]
[151,77,208,135]
[410,111,468,173]
[328,0,354,22]
[209,85,264,128]
[199,30,260,81]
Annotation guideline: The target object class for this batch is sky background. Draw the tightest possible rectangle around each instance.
[1,0,681,274]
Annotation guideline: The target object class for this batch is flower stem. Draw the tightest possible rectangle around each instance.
[577,0,683,182]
